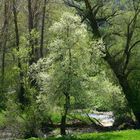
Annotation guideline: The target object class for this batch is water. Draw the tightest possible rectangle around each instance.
[87,112,114,127]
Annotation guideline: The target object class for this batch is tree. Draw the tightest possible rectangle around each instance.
[65,0,140,124]
[12,0,27,106]
[30,11,124,135]
[31,12,90,135]
[40,0,47,58]
[0,0,11,109]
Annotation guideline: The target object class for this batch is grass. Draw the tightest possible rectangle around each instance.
[25,130,140,140]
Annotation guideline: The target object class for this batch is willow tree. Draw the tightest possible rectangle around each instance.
[32,12,90,135]
[30,11,123,135]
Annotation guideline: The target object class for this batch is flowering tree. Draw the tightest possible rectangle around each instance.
[41,12,91,135]
[30,12,122,135]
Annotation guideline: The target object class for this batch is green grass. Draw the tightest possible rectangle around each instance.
[26,130,140,140]
[75,130,140,140]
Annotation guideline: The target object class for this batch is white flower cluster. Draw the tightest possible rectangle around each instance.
[49,12,88,45]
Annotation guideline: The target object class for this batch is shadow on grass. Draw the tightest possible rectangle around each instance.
[49,133,122,140]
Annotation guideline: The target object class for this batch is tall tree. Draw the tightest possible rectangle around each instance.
[30,12,95,135]
[12,0,27,106]
[40,0,47,58]
[65,0,140,123]
[0,0,11,108]
[28,0,44,63]
[28,0,35,65]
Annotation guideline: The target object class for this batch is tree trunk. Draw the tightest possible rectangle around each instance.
[60,94,70,136]
[84,0,101,38]
[1,43,6,96]
[61,114,67,135]
[40,0,47,58]
[12,0,28,106]
[28,0,35,65]
[0,1,9,108]
[116,76,140,124]
[104,54,140,124]
[115,73,140,124]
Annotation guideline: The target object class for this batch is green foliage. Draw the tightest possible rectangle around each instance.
[0,111,6,127]
[30,12,90,110]
[29,11,126,127]
[1,0,139,138]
